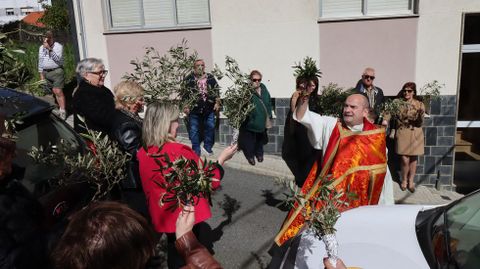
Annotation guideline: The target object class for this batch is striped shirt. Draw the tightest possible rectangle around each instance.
[38,42,63,72]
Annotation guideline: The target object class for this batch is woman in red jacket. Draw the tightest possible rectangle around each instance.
[137,102,237,268]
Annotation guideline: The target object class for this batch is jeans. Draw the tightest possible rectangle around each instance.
[188,111,215,156]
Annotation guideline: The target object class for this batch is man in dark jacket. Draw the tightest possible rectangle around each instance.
[353,67,388,126]
[183,59,221,157]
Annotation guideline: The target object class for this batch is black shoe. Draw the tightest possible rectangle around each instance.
[256,155,264,162]
[247,158,255,165]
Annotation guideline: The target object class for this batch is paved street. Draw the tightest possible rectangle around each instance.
[204,167,288,269]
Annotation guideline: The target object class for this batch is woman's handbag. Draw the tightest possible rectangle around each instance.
[257,94,273,129]
[265,117,273,129]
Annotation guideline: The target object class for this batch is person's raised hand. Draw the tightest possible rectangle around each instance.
[176,205,195,239]
[217,144,238,165]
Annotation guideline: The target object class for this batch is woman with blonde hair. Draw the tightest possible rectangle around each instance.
[137,101,237,268]
[108,81,147,217]
[114,80,145,115]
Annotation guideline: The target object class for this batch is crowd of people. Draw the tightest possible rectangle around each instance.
[0,30,428,269]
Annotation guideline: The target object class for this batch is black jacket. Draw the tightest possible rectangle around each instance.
[183,73,219,115]
[72,80,116,134]
[108,110,149,218]
[0,179,50,269]
[353,79,385,117]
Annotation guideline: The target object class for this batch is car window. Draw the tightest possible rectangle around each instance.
[446,192,480,268]
[13,114,82,194]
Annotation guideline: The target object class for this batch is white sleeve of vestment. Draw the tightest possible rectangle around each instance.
[378,166,395,205]
[378,147,395,205]
[293,107,338,151]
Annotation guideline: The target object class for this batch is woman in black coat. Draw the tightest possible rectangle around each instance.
[109,81,148,218]
[72,58,115,134]
[282,77,322,187]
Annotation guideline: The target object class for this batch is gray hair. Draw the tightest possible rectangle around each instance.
[76,58,104,77]
[142,102,180,147]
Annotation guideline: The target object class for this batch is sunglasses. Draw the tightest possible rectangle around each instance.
[252,79,262,82]
[89,70,109,76]
[363,75,375,80]
[404,89,414,93]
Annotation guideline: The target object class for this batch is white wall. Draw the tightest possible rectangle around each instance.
[416,0,480,95]
[210,0,320,98]
[72,0,110,87]
[0,0,49,9]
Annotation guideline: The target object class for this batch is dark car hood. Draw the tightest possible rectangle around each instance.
[0,87,54,119]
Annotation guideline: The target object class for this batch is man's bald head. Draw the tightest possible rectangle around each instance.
[348,93,369,108]
[342,94,370,127]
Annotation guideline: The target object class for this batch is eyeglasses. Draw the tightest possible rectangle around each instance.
[363,75,375,80]
[404,89,414,93]
[252,79,262,82]
[89,70,108,76]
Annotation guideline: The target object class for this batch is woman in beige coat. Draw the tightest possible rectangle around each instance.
[395,82,425,193]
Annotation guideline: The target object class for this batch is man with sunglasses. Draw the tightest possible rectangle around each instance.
[353,67,387,126]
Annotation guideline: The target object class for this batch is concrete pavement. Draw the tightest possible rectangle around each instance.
[180,137,464,206]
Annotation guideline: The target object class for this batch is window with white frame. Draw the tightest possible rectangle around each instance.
[107,0,210,30]
[21,7,34,15]
[6,8,15,16]
[319,0,415,19]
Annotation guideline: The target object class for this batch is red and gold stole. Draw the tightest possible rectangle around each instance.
[275,118,387,246]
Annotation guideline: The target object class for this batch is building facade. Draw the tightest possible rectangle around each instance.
[71,0,480,190]
[0,0,49,25]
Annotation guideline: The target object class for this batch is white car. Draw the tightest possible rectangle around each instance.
[290,190,480,269]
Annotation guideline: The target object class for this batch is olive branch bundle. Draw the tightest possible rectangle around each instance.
[281,177,353,236]
[280,177,356,266]
[29,119,128,201]
[380,98,408,118]
[123,39,200,110]
[419,80,442,109]
[316,83,351,117]
[217,56,255,131]
[292,56,322,81]
[150,151,219,211]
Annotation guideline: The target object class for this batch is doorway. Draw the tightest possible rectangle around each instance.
[455,13,480,194]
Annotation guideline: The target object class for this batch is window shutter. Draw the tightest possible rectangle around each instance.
[143,0,175,27]
[110,0,142,28]
[176,0,210,25]
[367,0,411,15]
[321,0,362,18]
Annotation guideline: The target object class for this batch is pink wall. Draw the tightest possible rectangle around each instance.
[104,29,213,87]
[319,17,418,96]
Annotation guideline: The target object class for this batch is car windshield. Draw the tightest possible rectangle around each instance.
[13,114,82,195]
[432,191,480,268]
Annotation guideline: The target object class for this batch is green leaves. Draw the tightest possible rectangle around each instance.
[0,35,33,92]
[419,80,443,109]
[29,119,129,201]
[123,40,199,111]
[38,0,70,33]
[280,176,354,238]
[292,56,322,80]
[380,98,408,118]
[315,83,351,117]
[152,152,218,211]
[217,56,255,130]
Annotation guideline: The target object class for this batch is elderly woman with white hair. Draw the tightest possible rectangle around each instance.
[72,58,115,134]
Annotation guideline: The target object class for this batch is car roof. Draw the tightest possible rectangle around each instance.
[0,87,54,119]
